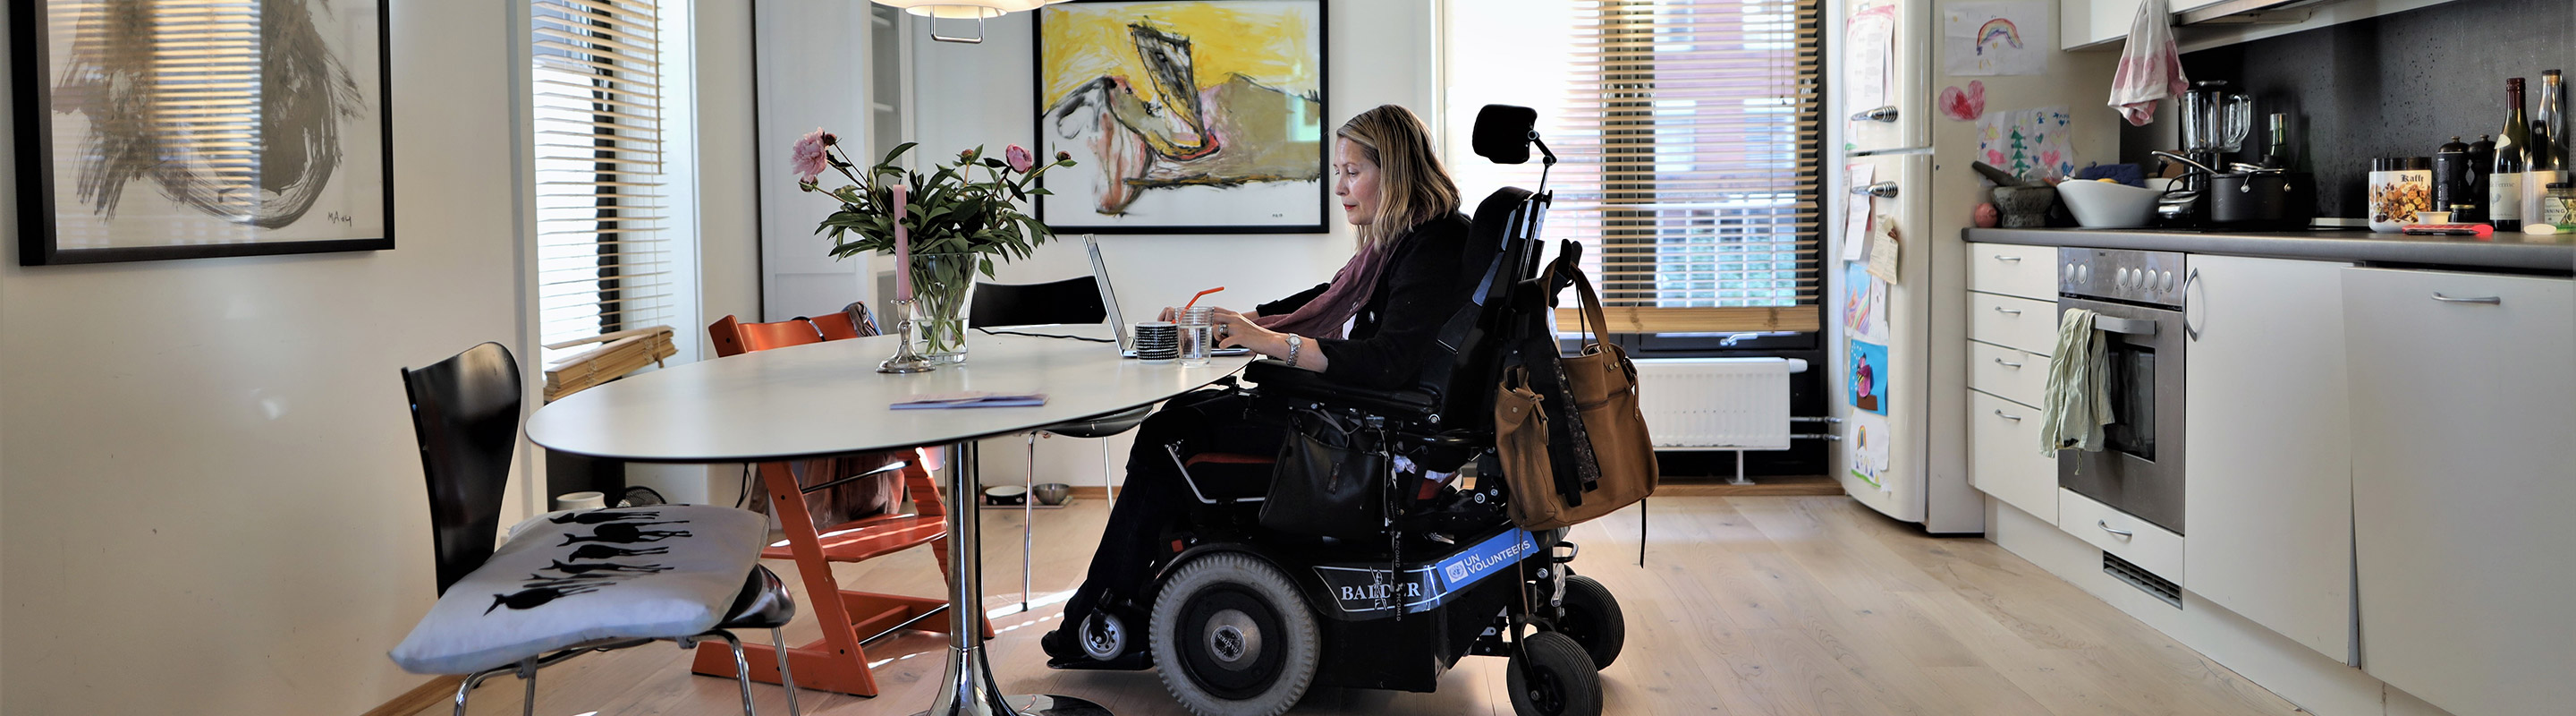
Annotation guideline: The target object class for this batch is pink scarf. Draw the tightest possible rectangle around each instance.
[1254,242,1393,339]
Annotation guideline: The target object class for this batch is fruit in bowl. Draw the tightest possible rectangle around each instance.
[2055,179,2172,228]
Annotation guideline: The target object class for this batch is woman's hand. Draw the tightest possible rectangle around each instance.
[1211,308,1323,371]
[1161,307,1257,322]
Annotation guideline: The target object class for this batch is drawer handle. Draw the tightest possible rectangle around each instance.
[1993,254,2023,262]
[2429,293,2502,305]
[1993,306,2024,315]
[1994,358,2024,368]
[1994,410,2023,422]
[2097,520,2133,537]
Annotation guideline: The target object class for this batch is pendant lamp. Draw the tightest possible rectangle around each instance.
[872,0,1073,43]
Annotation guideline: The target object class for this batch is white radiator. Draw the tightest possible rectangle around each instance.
[1633,357,1803,450]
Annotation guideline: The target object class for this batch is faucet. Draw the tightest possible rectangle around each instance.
[2150,150,2221,176]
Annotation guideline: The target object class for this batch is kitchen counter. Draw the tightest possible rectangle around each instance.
[1964,227,2576,273]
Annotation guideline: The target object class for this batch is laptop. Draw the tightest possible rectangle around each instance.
[1088,234,1250,359]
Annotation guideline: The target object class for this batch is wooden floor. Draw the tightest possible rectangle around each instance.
[415,496,2301,716]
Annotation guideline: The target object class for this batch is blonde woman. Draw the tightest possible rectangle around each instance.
[1044,105,1474,668]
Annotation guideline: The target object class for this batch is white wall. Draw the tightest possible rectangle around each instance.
[0,2,532,714]
[904,1,1442,486]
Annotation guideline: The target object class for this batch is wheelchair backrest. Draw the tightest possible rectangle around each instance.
[1414,185,1551,428]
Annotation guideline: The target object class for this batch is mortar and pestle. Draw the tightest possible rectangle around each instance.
[1975,161,2057,228]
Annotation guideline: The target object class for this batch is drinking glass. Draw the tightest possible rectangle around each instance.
[1179,307,1216,366]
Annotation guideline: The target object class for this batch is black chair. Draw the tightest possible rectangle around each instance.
[397,343,802,716]
[969,277,1155,611]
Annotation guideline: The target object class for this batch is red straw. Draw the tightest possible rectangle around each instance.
[1182,286,1225,311]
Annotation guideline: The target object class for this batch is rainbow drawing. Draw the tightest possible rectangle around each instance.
[1975,19,2022,55]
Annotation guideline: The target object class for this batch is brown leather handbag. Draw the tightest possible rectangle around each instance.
[1493,250,1657,531]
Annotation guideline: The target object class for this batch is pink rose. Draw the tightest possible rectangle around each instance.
[792,128,830,183]
[1005,144,1036,173]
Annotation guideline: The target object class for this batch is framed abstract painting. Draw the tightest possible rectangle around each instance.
[12,0,393,265]
[1033,0,1326,234]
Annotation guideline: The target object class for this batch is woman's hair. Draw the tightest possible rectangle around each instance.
[1336,105,1461,248]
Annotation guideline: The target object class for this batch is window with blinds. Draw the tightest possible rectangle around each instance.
[1445,0,1822,335]
[533,0,673,346]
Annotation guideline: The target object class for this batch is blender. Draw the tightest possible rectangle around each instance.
[2160,81,2252,225]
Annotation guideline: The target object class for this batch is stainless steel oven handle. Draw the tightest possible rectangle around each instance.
[2430,293,2503,305]
[2097,520,2133,537]
[1994,410,2023,422]
[2092,315,2158,336]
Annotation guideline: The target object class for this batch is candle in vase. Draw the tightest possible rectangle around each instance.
[891,183,911,303]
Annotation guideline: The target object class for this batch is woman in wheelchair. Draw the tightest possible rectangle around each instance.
[1040,104,1481,668]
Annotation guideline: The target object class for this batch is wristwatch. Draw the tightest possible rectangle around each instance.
[1284,334,1303,368]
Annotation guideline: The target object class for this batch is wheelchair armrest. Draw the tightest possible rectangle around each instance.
[1244,360,1440,420]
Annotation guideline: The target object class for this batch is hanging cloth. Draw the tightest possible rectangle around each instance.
[2107,0,2188,126]
[2040,309,2114,456]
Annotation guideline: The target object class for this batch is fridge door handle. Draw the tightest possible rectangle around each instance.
[1852,182,1900,199]
[1851,106,1900,123]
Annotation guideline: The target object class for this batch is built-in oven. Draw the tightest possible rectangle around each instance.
[2055,248,2188,534]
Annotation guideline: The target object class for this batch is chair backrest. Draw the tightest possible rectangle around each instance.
[400,342,524,596]
[970,277,1109,328]
[1417,186,1550,426]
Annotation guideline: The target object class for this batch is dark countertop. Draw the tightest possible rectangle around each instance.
[1963,227,2576,273]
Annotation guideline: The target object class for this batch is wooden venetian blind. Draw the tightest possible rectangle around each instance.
[1556,0,1824,334]
[532,0,673,346]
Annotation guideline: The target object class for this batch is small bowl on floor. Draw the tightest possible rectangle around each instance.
[1032,482,1073,506]
[983,485,1027,506]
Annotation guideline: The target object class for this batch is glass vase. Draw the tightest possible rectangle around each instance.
[908,251,979,364]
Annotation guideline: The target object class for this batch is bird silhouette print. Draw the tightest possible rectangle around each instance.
[531,559,672,579]
[559,522,692,545]
[549,510,677,525]
[567,544,668,560]
[487,583,606,614]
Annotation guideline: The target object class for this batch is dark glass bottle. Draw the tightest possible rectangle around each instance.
[2494,78,2529,230]
[2465,134,2495,223]
[2435,137,2472,217]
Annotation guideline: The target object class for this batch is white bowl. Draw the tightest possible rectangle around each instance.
[2055,180,2168,228]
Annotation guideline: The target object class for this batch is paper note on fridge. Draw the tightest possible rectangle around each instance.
[891,391,1049,409]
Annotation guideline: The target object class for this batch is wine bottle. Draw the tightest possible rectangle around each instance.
[2492,78,2529,231]
[2529,72,2567,227]
[2544,71,2568,168]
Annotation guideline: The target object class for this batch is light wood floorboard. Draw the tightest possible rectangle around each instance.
[411,496,2302,716]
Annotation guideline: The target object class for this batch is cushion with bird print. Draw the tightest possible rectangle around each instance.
[388,505,767,675]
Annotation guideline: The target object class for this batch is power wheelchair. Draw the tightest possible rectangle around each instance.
[1066,107,1626,716]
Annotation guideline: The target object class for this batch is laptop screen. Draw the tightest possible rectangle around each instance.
[1086,234,1130,354]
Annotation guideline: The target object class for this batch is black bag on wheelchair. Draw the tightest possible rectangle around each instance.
[1258,405,1390,541]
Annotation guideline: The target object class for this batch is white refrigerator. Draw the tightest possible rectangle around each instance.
[1825,0,2117,533]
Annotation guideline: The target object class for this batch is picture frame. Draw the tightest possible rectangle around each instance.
[12,0,394,266]
[1032,0,1328,234]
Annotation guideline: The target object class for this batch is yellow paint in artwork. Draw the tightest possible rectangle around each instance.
[1039,2,1317,109]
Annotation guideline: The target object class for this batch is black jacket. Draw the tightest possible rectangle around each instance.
[1254,213,1474,391]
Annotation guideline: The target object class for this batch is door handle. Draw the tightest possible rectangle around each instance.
[1994,358,2023,368]
[2182,268,2203,342]
[2429,293,2502,305]
[2097,520,2133,537]
[1994,254,2023,262]
[1993,410,2023,422]
[1851,106,1899,123]
[1993,306,2023,315]
[1852,182,1900,198]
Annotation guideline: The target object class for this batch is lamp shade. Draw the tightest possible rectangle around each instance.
[872,0,1071,20]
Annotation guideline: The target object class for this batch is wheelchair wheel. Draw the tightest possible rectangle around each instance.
[1149,553,1320,716]
[1556,575,1625,669]
[1507,631,1603,716]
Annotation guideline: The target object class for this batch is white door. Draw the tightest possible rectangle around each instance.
[2344,268,2574,716]
[1838,0,1928,153]
[757,0,878,320]
[2182,255,2353,664]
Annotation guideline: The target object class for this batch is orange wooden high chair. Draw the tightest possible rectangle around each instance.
[691,308,992,696]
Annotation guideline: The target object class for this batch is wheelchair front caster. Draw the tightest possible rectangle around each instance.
[1556,575,1625,669]
[1508,631,1603,716]
[1150,552,1320,716]
[1080,610,1129,661]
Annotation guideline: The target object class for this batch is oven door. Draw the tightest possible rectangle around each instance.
[2055,296,2188,534]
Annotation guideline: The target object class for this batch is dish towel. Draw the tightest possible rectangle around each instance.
[2040,308,2113,456]
[2107,0,2187,126]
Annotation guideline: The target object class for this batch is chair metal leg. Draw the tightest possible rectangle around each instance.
[772,626,801,716]
[710,630,761,716]
[1022,431,1037,613]
[453,663,513,716]
[518,657,539,716]
[1102,439,1116,503]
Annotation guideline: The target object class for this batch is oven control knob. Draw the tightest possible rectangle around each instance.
[2159,270,2176,291]
[2075,264,2089,283]
[2063,263,2077,283]
[2115,268,2133,288]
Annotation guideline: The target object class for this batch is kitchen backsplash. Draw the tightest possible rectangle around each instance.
[2122,0,2574,219]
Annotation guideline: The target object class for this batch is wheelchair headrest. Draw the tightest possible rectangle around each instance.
[1471,105,1539,165]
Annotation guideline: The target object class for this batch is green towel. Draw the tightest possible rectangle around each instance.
[2040,308,2112,456]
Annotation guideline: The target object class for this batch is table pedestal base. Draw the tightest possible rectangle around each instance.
[910,694,1111,716]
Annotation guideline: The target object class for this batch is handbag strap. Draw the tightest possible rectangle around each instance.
[1536,241,1612,354]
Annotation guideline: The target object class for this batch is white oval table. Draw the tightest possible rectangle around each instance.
[529,332,1250,716]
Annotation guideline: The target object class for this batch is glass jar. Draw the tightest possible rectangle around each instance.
[2546,182,2576,230]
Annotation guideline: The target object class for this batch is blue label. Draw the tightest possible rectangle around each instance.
[1434,530,1538,593]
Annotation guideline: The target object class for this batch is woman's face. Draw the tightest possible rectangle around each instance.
[1335,137,1381,226]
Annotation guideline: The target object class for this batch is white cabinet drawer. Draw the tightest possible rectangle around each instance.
[1970,293,2057,354]
[1970,390,2055,524]
[1969,341,2048,407]
[1968,243,2057,301]
[2059,488,2183,583]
